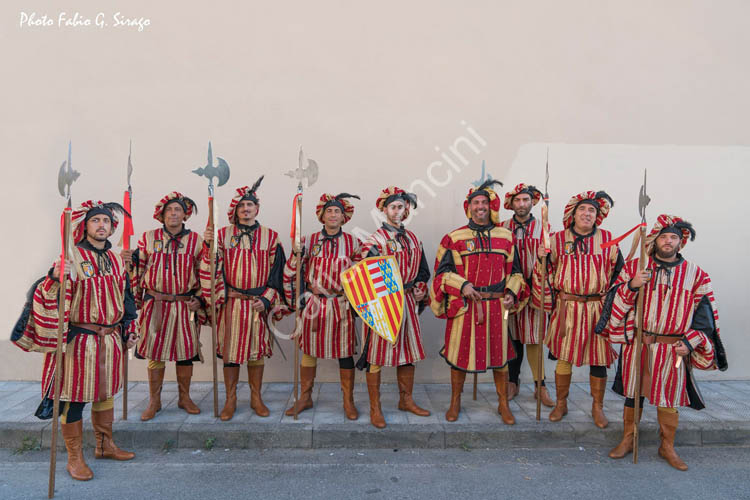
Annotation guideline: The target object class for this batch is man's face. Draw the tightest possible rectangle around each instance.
[511,193,532,218]
[573,203,597,232]
[163,202,187,228]
[385,201,406,226]
[655,232,681,259]
[236,200,258,224]
[469,195,490,224]
[323,206,344,229]
[86,214,112,242]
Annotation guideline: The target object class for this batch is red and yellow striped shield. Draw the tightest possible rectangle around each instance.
[341,256,404,344]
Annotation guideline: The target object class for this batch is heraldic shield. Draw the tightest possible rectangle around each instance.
[341,256,405,344]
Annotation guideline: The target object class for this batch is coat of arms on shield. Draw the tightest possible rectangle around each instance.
[341,256,404,344]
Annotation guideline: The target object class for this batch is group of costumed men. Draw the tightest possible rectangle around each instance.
[12,175,726,482]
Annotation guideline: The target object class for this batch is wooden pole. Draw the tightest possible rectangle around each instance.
[208,196,219,417]
[292,193,303,420]
[632,227,647,464]
[535,253,547,421]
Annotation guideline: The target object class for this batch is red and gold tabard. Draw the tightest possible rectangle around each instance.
[283,229,361,359]
[500,216,548,344]
[431,222,526,372]
[357,223,430,367]
[131,227,205,362]
[199,222,286,364]
[532,227,622,367]
[600,255,720,408]
[14,240,137,403]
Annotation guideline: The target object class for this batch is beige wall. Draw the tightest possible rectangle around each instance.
[1,0,747,383]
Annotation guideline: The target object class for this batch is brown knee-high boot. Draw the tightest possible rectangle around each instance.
[285,365,316,416]
[176,365,200,415]
[608,406,643,459]
[61,420,93,481]
[140,366,165,421]
[590,375,609,428]
[493,370,515,425]
[339,368,358,420]
[396,365,430,416]
[220,365,240,421]
[445,369,466,422]
[549,372,571,422]
[92,408,135,461]
[658,410,688,471]
[248,364,270,417]
[366,371,386,429]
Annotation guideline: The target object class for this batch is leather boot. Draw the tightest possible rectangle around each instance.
[220,365,240,421]
[493,370,515,425]
[590,375,609,428]
[92,408,135,460]
[366,371,386,429]
[339,368,358,420]
[609,406,643,459]
[248,364,270,417]
[176,365,200,415]
[445,369,466,422]
[285,365,316,416]
[658,410,688,471]
[507,381,520,401]
[534,382,555,408]
[396,365,430,416]
[140,366,164,421]
[61,420,93,481]
[549,372,571,422]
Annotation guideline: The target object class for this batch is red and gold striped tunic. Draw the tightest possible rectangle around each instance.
[600,256,719,408]
[500,216,548,345]
[14,241,136,402]
[131,227,204,362]
[283,229,361,359]
[431,223,526,372]
[200,222,286,364]
[532,227,622,367]
[357,224,430,367]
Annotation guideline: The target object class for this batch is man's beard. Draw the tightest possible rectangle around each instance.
[655,246,678,260]
[88,232,108,242]
[514,207,530,218]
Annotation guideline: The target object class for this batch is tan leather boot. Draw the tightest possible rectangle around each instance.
[534,382,555,408]
[92,408,135,461]
[339,368,358,420]
[248,364,270,417]
[590,375,609,428]
[549,372,571,422]
[658,410,688,471]
[220,365,240,421]
[493,370,515,425]
[285,365,316,416]
[176,365,200,415]
[445,369,466,422]
[140,366,165,421]
[366,371,386,429]
[61,420,93,481]
[396,365,430,416]
[609,406,643,459]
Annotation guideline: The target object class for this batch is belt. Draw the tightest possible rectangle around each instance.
[559,292,603,302]
[474,293,504,325]
[643,333,682,345]
[145,290,194,330]
[309,283,344,300]
[71,323,116,402]
[227,289,262,300]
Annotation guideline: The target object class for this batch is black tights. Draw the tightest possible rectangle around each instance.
[62,402,86,423]
[338,357,354,369]
[590,365,607,378]
[508,338,524,384]
[624,397,645,408]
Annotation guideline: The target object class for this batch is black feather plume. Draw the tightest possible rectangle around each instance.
[182,196,198,215]
[673,221,696,241]
[594,191,614,208]
[403,192,418,208]
[335,193,360,201]
[102,202,131,220]
[250,175,265,194]
[477,179,504,192]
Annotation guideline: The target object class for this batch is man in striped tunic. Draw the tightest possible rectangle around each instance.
[499,183,554,407]
[201,177,287,421]
[13,200,138,481]
[431,180,526,424]
[282,193,362,419]
[599,215,726,470]
[532,191,623,427]
[357,187,431,429]
[121,192,206,421]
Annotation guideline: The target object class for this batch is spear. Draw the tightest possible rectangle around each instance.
[120,141,135,420]
[536,149,551,421]
[49,141,79,498]
[632,169,650,463]
[192,142,230,417]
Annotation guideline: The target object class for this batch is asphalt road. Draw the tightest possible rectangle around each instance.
[2,446,749,500]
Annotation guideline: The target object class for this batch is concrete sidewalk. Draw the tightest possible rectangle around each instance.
[1,379,749,451]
